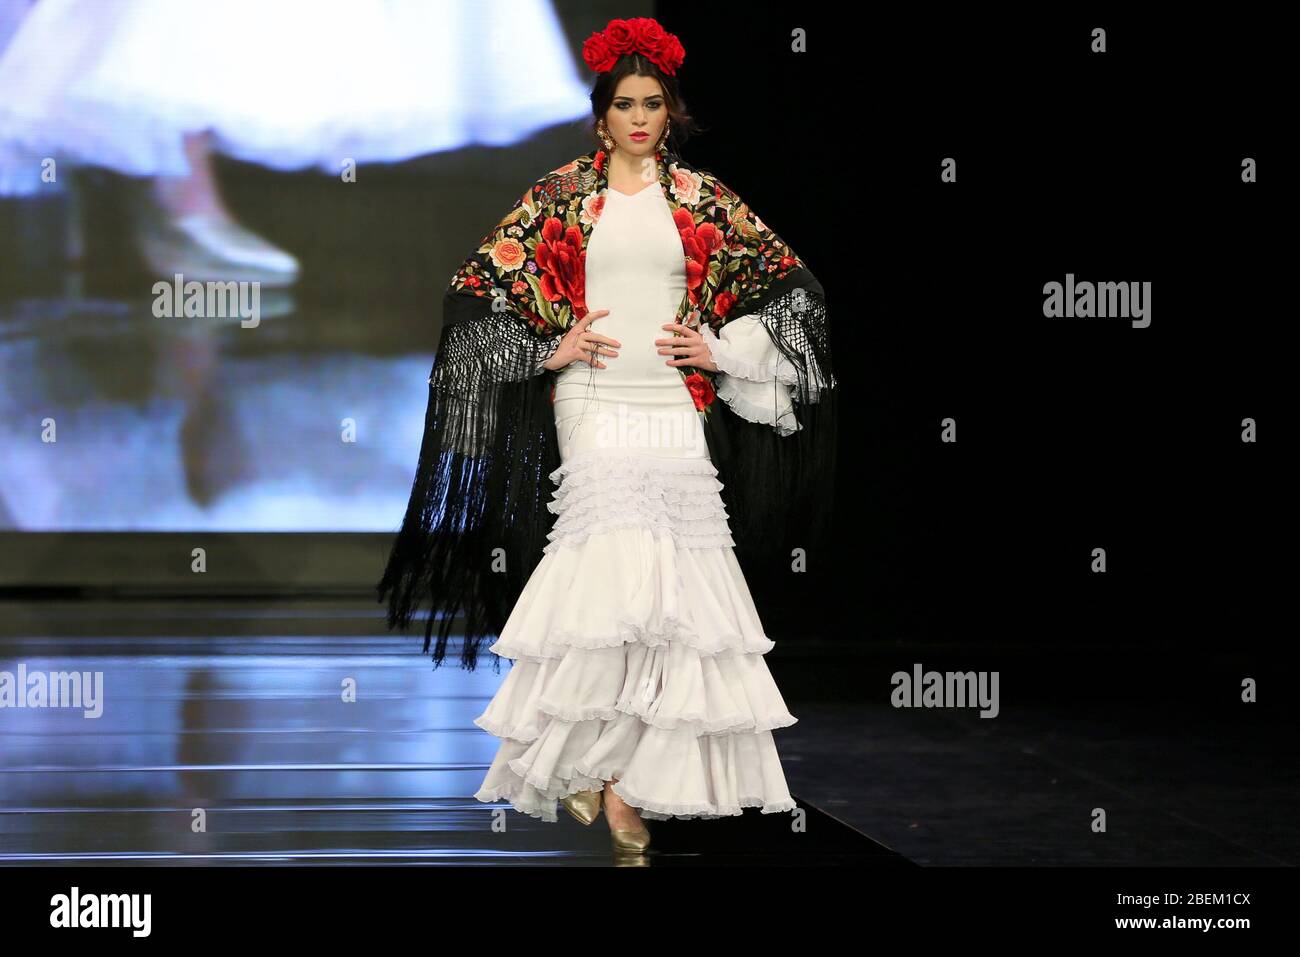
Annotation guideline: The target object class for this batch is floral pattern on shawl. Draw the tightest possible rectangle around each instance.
[447,146,809,421]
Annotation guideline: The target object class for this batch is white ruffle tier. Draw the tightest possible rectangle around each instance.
[542,451,736,555]
[473,448,799,822]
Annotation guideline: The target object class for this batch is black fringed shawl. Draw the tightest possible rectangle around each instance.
[377,145,838,671]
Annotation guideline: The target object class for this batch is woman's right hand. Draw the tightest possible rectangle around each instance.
[541,309,621,370]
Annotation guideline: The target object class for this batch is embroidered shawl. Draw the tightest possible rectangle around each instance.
[377,145,838,670]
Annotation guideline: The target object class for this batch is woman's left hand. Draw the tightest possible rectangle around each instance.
[656,322,718,373]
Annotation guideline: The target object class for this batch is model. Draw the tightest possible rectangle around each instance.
[378,17,837,855]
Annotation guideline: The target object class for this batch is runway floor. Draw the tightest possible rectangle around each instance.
[0,598,1291,867]
[0,597,905,867]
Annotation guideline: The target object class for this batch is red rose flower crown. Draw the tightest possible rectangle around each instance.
[582,16,685,76]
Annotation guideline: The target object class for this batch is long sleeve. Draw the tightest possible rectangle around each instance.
[699,316,801,435]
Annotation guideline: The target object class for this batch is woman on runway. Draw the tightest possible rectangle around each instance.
[378,17,837,855]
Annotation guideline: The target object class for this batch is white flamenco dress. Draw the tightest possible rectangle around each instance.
[472,178,804,822]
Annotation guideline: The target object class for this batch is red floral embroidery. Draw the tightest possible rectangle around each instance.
[673,207,723,303]
[712,290,737,318]
[534,216,588,317]
[448,147,808,410]
[683,372,715,410]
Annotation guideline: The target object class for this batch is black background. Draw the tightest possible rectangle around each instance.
[647,5,1286,707]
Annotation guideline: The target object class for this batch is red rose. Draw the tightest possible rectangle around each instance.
[684,259,706,292]
[603,19,637,54]
[712,291,737,318]
[666,37,685,73]
[534,216,587,315]
[631,19,684,75]
[695,222,723,255]
[629,18,672,70]
[582,32,618,73]
[680,231,704,264]
[660,36,685,75]
[683,371,715,410]
[630,18,666,48]
[673,211,724,297]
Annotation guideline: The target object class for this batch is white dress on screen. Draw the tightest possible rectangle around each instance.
[472,178,801,822]
[0,0,591,194]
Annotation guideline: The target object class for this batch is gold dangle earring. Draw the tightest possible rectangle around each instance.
[656,119,671,152]
[597,119,615,152]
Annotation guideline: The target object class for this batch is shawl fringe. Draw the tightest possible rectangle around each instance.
[706,269,838,587]
[376,290,561,672]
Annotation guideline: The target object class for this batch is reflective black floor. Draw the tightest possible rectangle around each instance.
[0,598,905,867]
[2,598,1293,867]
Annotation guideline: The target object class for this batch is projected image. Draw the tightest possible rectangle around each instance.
[0,0,607,530]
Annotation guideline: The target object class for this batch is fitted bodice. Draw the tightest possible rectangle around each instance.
[572,183,686,378]
[553,183,704,459]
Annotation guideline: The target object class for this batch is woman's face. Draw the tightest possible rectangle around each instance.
[603,74,667,161]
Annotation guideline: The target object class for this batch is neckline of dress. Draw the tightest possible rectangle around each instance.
[606,182,660,199]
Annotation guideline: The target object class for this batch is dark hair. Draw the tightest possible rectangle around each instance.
[588,52,703,152]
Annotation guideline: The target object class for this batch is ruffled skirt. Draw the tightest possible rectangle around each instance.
[473,448,800,822]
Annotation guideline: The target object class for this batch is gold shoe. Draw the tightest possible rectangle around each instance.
[609,822,651,852]
[559,789,602,825]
